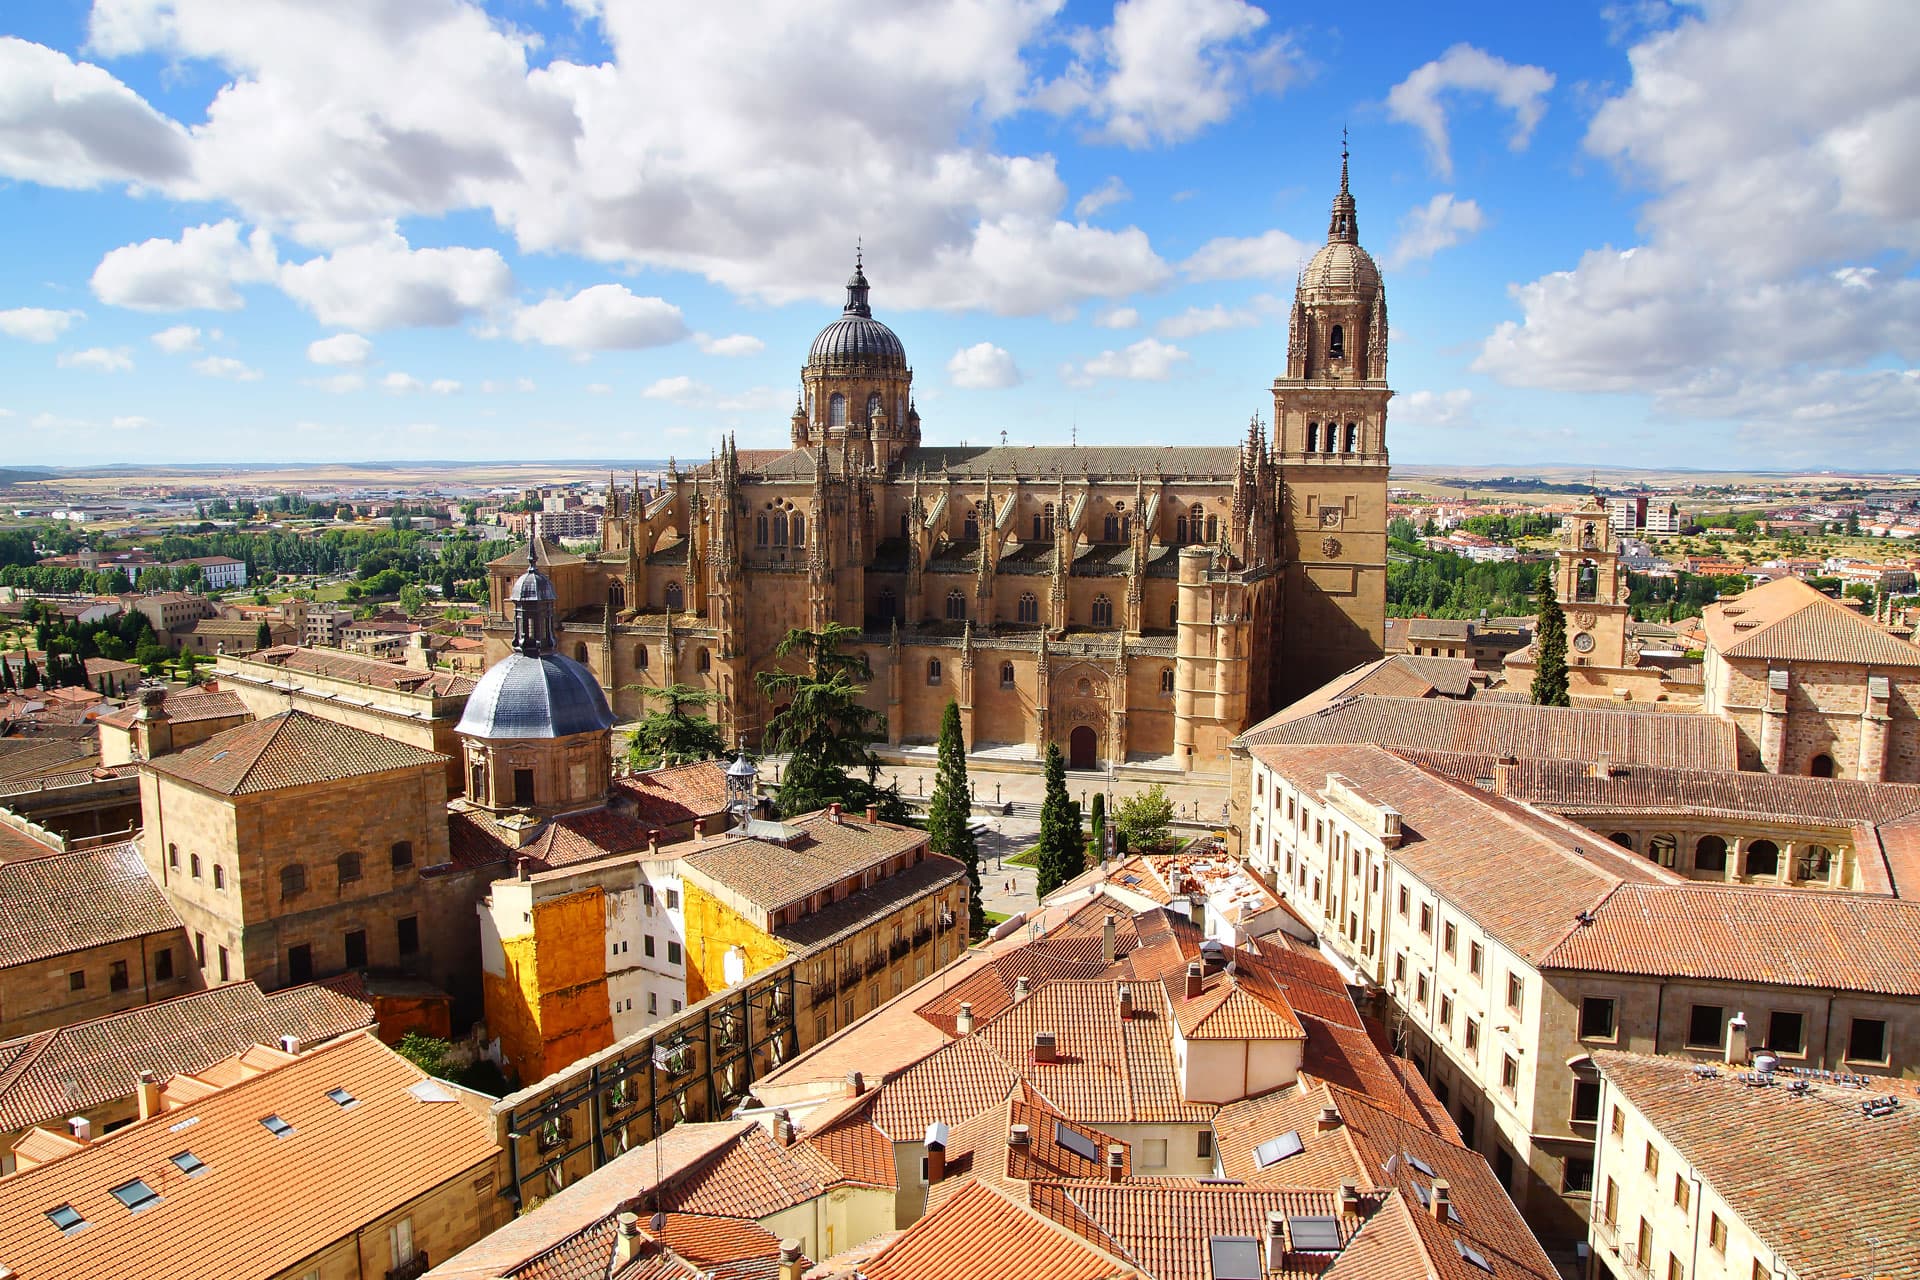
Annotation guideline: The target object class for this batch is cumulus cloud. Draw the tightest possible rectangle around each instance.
[1039,0,1299,148]
[307,332,373,366]
[149,324,202,353]
[947,342,1023,389]
[0,36,190,188]
[695,333,765,357]
[1156,304,1258,338]
[278,234,513,329]
[1386,44,1555,179]
[1394,388,1477,427]
[1075,177,1131,219]
[91,221,277,311]
[58,346,132,372]
[193,355,262,380]
[109,415,154,430]
[304,373,364,393]
[1385,193,1486,268]
[1064,337,1189,386]
[639,376,783,412]
[480,377,536,393]
[1182,229,1312,282]
[642,376,709,403]
[1095,306,1140,329]
[0,307,83,342]
[430,378,462,394]
[381,372,424,394]
[1474,0,1920,456]
[512,285,688,350]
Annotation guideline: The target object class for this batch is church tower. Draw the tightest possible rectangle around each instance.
[1272,148,1392,700]
[1555,493,1631,670]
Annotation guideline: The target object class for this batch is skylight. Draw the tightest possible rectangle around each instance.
[169,1150,206,1176]
[46,1203,88,1235]
[1208,1236,1262,1280]
[1287,1215,1343,1253]
[326,1087,358,1108]
[1455,1240,1494,1273]
[1054,1121,1100,1163]
[1407,1154,1436,1177]
[1254,1130,1304,1168]
[260,1114,294,1137]
[110,1178,160,1212]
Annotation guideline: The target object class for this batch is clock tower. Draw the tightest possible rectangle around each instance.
[1555,493,1631,670]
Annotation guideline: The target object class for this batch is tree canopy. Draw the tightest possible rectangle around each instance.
[757,623,907,821]
[1531,569,1570,707]
[625,682,727,769]
[926,700,984,937]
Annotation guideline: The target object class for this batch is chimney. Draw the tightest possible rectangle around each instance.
[134,685,173,758]
[1102,913,1117,965]
[1492,754,1518,797]
[136,1071,163,1121]
[866,805,879,824]
[693,817,706,840]
[924,1122,949,1183]
[67,1117,90,1142]
[1185,961,1204,1000]
[828,802,843,824]
[1008,1123,1030,1148]
[1033,1031,1057,1064]
[778,1238,804,1280]
[774,1108,794,1147]
[847,1070,866,1097]
[1726,1011,1750,1065]
[1014,976,1030,1002]
[1339,1181,1362,1216]
[1188,892,1207,934]
[614,1212,643,1265]
[516,856,532,882]
[1430,1179,1452,1221]
[1106,1145,1124,1183]
[1266,1211,1288,1270]
[1117,984,1133,1021]
[648,828,664,854]
[1317,1105,1343,1133]
[955,1001,975,1035]
[1589,751,1614,780]
[278,1034,300,1055]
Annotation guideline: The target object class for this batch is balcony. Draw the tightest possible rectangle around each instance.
[387,1255,431,1280]
[889,939,911,963]
[911,927,933,950]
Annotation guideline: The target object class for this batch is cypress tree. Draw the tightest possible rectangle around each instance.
[1531,568,1571,707]
[1036,743,1075,898]
[256,620,274,650]
[926,701,984,938]
[1088,792,1107,866]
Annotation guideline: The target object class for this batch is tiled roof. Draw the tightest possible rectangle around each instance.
[1596,1050,1920,1280]
[1240,693,1737,771]
[612,761,731,829]
[775,854,966,950]
[1164,964,1305,1042]
[1042,1184,1369,1280]
[94,688,249,729]
[802,1093,898,1189]
[0,1033,501,1280]
[1212,1081,1361,1188]
[144,709,448,795]
[0,819,60,864]
[1704,576,1920,666]
[241,645,477,696]
[0,841,182,968]
[864,1179,1142,1280]
[1543,883,1920,994]
[870,1032,1021,1140]
[0,978,374,1133]
[682,810,928,911]
[447,804,659,872]
[0,738,96,784]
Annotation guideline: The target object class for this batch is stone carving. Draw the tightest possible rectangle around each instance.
[1321,536,1342,559]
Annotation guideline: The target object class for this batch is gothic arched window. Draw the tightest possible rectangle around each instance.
[756,515,768,546]
[665,581,683,612]
[771,512,787,547]
[1000,661,1015,688]
[1205,514,1218,542]
[696,647,711,673]
[1345,422,1358,452]
[608,580,625,609]
[877,588,896,620]
[1091,594,1113,627]
[1306,422,1319,452]
[1329,324,1345,360]
[927,658,942,685]
[828,393,847,427]
[945,590,966,621]
[1017,593,1038,623]
[791,512,804,544]
[1324,426,1336,453]
[635,645,649,671]
[1103,514,1119,541]
[964,510,979,541]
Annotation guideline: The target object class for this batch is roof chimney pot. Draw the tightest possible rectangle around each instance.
[615,1212,643,1264]
[779,1238,805,1280]
[1014,976,1030,1001]
[279,1034,300,1055]
[847,1070,866,1097]
[1033,1031,1057,1064]
[1317,1105,1343,1132]
[866,805,879,824]
[1430,1179,1452,1221]
[1266,1211,1288,1270]
[955,1001,974,1035]
[1106,1145,1125,1183]
[1117,984,1133,1021]
[67,1117,90,1142]
[1339,1181,1362,1215]
[1102,913,1117,965]
[1726,1011,1750,1065]
[1185,961,1204,1001]
[1009,1123,1030,1147]
[136,1070,163,1121]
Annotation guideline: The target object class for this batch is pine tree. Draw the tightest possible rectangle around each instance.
[757,623,907,821]
[1531,568,1571,707]
[1035,743,1077,898]
[623,682,727,768]
[1088,792,1107,866]
[926,701,984,938]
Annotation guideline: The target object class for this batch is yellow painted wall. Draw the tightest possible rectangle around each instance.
[681,882,792,1005]
[483,889,615,1085]
[484,930,544,1085]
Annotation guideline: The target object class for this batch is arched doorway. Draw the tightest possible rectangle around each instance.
[1809,753,1836,778]
[1069,725,1098,771]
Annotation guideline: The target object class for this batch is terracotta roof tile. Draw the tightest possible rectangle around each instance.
[1164,966,1305,1042]
[1043,1184,1370,1280]
[870,1033,1020,1139]
[864,1179,1141,1280]
[242,645,478,695]
[683,810,929,911]
[144,709,447,795]
[612,761,731,830]
[0,1034,501,1280]
[1704,576,1920,666]
[95,688,249,730]
[1212,1081,1362,1188]
[0,841,182,968]
[1596,1050,1920,1280]
[802,1094,897,1189]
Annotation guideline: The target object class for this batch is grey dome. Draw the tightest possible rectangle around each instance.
[1301,240,1381,295]
[457,651,615,740]
[808,314,907,367]
[510,567,556,605]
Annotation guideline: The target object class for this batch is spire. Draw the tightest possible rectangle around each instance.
[844,244,872,318]
[1327,134,1359,245]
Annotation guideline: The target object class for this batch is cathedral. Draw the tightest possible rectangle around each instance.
[485,157,1391,772]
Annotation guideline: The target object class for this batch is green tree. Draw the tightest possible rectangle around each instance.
[1088,791,1107,865]
[399,583,427,615]
[255,620,274,650]
[926,700,984,937]
[1531,568,1570,707]
[1113,784,1173,852]
[625,683,727,768]
[757,623,907,821]
[1035,743,1083,898]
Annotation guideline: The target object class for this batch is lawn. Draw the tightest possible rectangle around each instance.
[1004,843,1041,868]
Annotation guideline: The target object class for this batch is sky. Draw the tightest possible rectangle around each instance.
[0,0,1916,472]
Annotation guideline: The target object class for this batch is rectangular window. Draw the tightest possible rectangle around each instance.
[1644,1143,1660,1177]
[1397,885,1409,916]
[287,943,313,984]
[1709,1214,1727,1253]
[69,969,85,991]
[1197,1129,1213,1160]
[217,947,229,982]
[155,947,173,981]
[1419,903,1433,935]
[195,932,206,967]
[110,1178,161,1212]
[1393,954,1407,984]
[1464,1018,1480,1055]
[397,916,419,956]
[344,930,368,969]
[1687,1004,1725,1049]
[391,841,414,870]
[1572,1079,1602,1124]
[1674,1174,1690,1212]
[1848,1017,1889,1064]
[1636,1220,1653,1268]
[1506,972,1524,1014]
[1443,921,1457,957]
[1563,1156,1594,1194]
[665,888,680,909]
[110,960,130,992]
[1765,1010,1805,1055]
[644,934,656,957]
[389,1217,415,1267]
[1668,1255,1684,1280]
[1415,973,1429,1005]
[213,865,225,890]
[1580,996,1618,1040]
[1438,995,1454,1033]
[667,940,682,965]
[1500,1054,1518,1093]
[1610,1105,1625,1139]
[1469,942,1484,979]
[1604,1177,1619,1227]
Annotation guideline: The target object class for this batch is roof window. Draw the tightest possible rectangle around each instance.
[46,1203,88,1236]
[260,1114,295,1137]
[110,1178,161,1212]
[1288,1215,1343,1253]
[1208,1236,1262,1279]
[326,1087,358,1108]
[1254,1131,1303,1168]
[1455,1240,1494,1273]
[169,1150,206,1176]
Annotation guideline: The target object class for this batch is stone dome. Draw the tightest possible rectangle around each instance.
[456,651,615,740]
[1301,240,1382,295]
[807,252,907,368]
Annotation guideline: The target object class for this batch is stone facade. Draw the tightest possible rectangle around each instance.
[483,160,1391,774]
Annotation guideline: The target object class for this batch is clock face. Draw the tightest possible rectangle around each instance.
[1319,508,1343,529]
[1573,631,1596,653]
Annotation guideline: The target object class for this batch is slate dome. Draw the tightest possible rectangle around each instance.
[807,253,907,368]
[456,650,615,740]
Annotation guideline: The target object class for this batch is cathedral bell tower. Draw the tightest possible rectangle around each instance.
[1272,146,1392,701]
[1556,494,1631,670]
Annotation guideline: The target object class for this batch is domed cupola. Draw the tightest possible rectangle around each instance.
[794,248,919,466]
[1285,145,1387,385]
[457,533,616,813]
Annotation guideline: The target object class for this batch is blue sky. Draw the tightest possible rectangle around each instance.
[1,0,1915,470]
